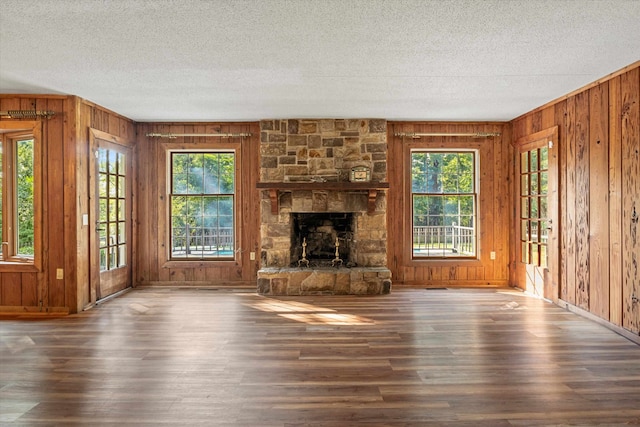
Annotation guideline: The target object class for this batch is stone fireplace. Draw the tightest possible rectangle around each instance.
[257,119,391,295]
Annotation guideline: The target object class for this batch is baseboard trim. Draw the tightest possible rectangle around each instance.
[557,299,640,345]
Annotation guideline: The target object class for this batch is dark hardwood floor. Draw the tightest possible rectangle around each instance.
[1,287,640,426]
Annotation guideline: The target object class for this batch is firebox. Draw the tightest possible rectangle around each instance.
[290,213,355,267]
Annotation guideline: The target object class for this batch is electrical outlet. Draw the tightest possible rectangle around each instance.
[56,268,64,279]
[490,251,496,260]
[250,251,256,261]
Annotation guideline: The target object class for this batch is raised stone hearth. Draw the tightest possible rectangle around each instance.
[258,267,392,295]
[257,119,391,295]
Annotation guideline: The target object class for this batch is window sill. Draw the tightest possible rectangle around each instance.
[163,259,239,269]
[409,257,481,266]
[0,262,39,273]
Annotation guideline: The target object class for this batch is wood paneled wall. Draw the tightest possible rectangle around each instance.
[387,122,512,287]
[0,95,135,314]
[511,63,640,334]
[135,123,261,287]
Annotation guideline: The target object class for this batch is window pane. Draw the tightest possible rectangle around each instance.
[203,197,218,217]
[108,175,117,197]
[203,153,219,193]
[540,147,548,171]
[99,173,108,197]
[521,175,528,195]
[531,149,538,172]
[530,173,538,195]
[99,199,108,222]
[118,199,126,221]
[457,153,474,193]
[100,248,107,271]
[521,197,529,218]
[119,244,126,267]
[521,152,528,173]
[540,171,548,195]
[187,196,202,218]
[187,154,204,194]
[530,197,538,219]
[109,199,117,221]
[219,196,233,215]
[171,196,187,217]
[108,150,118,174]
[118,176,125,198]
[98,149,108,172]
[117,152,125,175]
[99,227,108,249]
[411,153,428,193]
[531,243,539,266]
[540,196,547,219]
[531,221,539,243]
[172,153,189,193]
[427,153,443,193]
[118,221,126,244]
[220,153,235,193]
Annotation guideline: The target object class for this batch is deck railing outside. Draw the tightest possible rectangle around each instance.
[172,225,234,256]
[413,223,475,256]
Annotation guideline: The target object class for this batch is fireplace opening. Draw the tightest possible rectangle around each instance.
[290,213,355,267]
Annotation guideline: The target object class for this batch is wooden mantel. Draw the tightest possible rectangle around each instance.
[256,182,390,214]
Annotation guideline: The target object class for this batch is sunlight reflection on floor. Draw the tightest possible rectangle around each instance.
[247,298,375,325]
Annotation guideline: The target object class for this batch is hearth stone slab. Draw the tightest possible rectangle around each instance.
[257,267,391,295]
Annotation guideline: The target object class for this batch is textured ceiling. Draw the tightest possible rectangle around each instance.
[1,0,639,122]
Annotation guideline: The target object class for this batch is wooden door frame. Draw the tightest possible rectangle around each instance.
[513,126,559,301]
[88,128,134,303]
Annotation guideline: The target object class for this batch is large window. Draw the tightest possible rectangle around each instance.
[1,132,35,262]
[411,150,477,258]
[170,151,235,259]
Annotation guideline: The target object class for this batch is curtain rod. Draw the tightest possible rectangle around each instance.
[146,132,251,139]
[395,132,501,138]
[0,110,56,119]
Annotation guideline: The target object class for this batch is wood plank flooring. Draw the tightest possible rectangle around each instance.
[1,287,640,426]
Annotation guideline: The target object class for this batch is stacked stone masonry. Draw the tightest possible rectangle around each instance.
[260,119,387,183]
